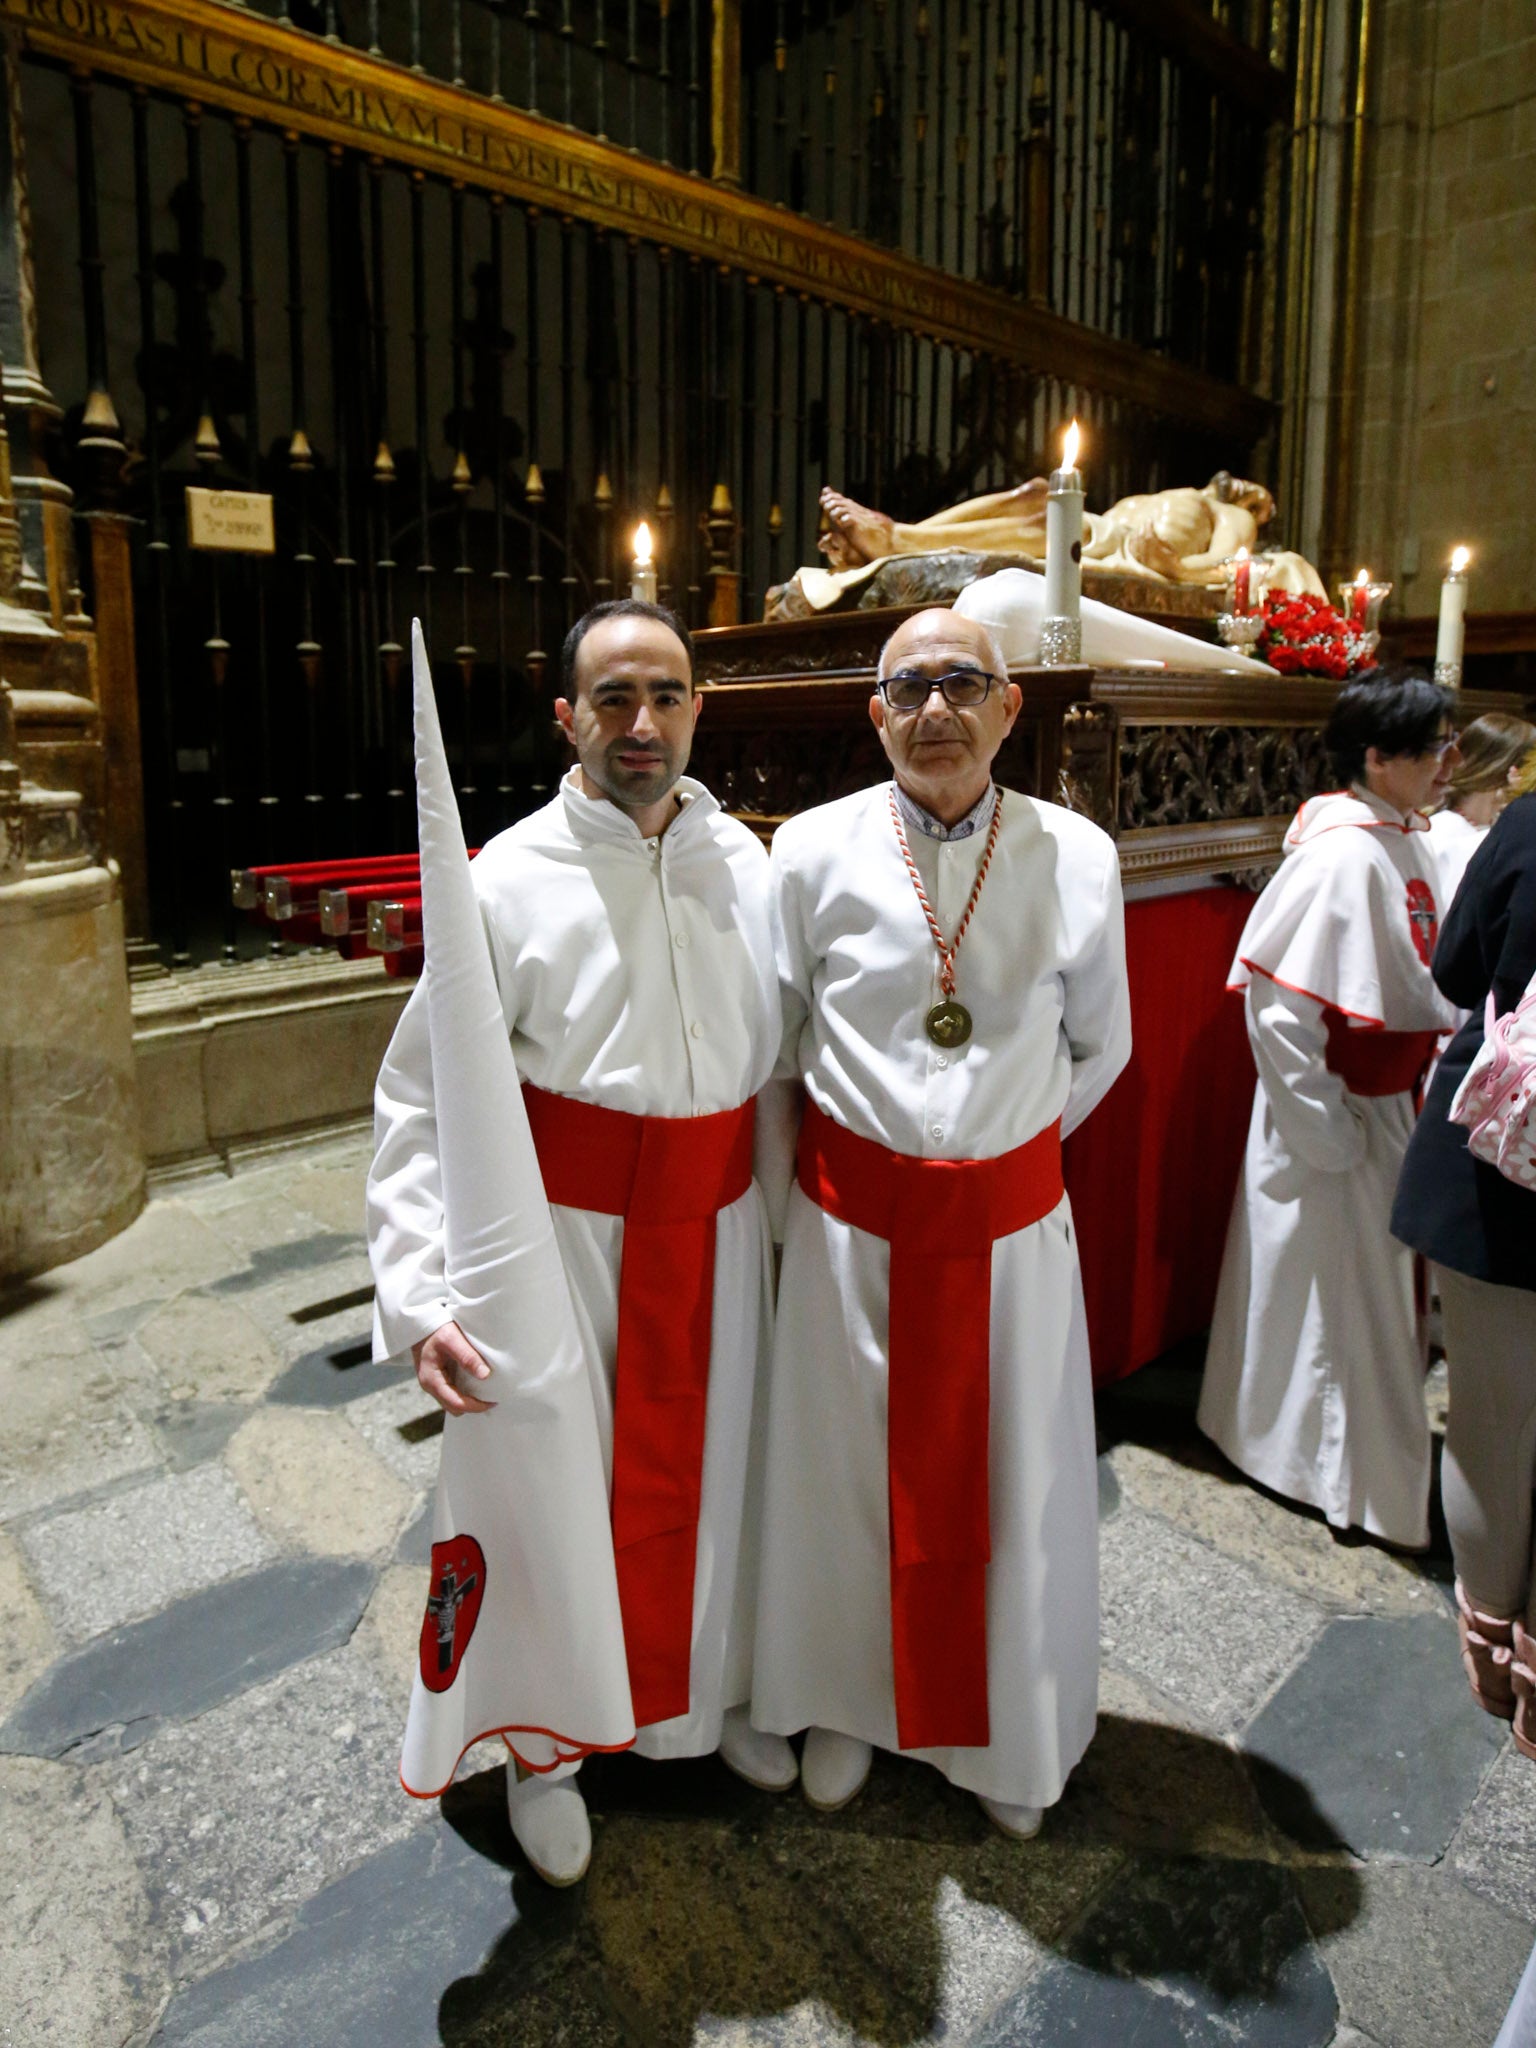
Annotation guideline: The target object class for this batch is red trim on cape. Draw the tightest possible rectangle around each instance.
[1232,959,1389,1029]
[399,1725,637,1802]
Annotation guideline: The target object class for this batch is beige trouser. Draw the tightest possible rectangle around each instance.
[1440,1266,1536,1620]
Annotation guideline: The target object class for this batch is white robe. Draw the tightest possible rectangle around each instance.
[751,781,1131,1807]
[1428,806,1488,913]
[1197,787,1457,1548]
[368,769,780,1761]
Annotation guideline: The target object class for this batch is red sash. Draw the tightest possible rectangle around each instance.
[523,1083,755,1730]
[1323,1011,1438,1098]
[795,1098,1065,1752]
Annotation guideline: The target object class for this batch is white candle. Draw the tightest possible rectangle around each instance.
[630,521,658,604]
[1435,545,1471,683]
[1042,419,1083,649]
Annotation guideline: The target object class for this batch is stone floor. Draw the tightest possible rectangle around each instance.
[2,1133,1532,2048]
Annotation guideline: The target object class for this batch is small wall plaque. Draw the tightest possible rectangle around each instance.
[186,487,275,554]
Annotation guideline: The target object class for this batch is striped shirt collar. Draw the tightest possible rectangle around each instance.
[891,778,998,843]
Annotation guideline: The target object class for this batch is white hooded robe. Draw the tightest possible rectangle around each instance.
[369,766,780,1768]
[1197,787,1456,1548]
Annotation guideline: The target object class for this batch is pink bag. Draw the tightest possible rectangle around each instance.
[1448,971,1536,1190]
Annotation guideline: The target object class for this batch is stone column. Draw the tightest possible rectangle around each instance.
[0,46,144,1281]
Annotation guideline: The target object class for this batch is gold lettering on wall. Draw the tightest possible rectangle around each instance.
[3,0,1268,437]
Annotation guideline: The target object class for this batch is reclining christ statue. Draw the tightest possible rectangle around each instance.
[776,471,1326,618]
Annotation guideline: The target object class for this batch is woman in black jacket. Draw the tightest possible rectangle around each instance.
[1393,779,1536,1754]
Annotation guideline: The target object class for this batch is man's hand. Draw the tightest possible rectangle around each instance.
[413,1321,496,1416]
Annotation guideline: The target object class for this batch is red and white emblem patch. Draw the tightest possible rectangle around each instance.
[420,1535,486,1693]
[1405,878,1438,966]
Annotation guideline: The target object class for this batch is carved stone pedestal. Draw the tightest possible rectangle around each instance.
[0,864,144,1279]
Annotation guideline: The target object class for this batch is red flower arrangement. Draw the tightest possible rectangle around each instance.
[1255,590,1379,679]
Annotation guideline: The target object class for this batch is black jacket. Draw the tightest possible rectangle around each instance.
[1392,792,1536,1291]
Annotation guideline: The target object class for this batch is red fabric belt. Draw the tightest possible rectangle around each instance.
[795,1098,1065,1752]
[1323,1011,1439,1097]
[523,1083,755,1730]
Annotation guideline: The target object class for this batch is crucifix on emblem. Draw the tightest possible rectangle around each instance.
[426,1564,479,1673]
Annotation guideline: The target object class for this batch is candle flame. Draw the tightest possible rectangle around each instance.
[1355,567,1370,586]
[633,521,653,567]
[1233,545,1249,564]
[1450,545,1471,574]
[1062,419,1081,471]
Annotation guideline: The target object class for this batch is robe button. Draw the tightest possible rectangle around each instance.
[930,1124,943,1141]
[674,930,690,948]
[690,1021,704,1039]
[935,1054,948,1070]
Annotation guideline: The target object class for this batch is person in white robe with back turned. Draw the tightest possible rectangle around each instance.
[750,607,1131,1838]
[369,600,796,1887]
[1198,671,1462,1549]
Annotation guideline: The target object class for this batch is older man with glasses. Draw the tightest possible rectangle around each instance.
[1198,670,1462,1550]
[748,606,1131,1838]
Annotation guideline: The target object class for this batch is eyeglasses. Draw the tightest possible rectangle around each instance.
[878,669,1000,711]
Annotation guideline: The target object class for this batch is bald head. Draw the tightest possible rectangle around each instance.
[869,607,1021,828]
[878,608,1010,687]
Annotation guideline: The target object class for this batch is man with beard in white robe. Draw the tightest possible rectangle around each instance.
[750,607,1131,1837]
[368,600,796,1885]
[1198,672,1462,1548]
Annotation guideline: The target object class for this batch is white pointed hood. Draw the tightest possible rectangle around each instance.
[955,566,1276,677]
[399,620,635,1796]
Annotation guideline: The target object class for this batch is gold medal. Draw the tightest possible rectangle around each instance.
[925,999,974,1048]
[889,787,1003,1053]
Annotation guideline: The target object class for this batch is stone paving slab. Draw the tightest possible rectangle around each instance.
[1243,1617,1506,1859]
[347,1377,448,1491]
[0,1754,168,2048]
[1109,1439,1439,1618]
[54,1199,237,1315]
[283,1164,369,1239]
[0,1306,163,1522]
[137,1292,286,1403]
[224,1406,412,1559]
[585,1812,925,2046]
[153,1775,584,2048]
[974,1854,1339,2047]
[0,1526,54,1717]
[0,1557,375,1759]
[355,1561,430,1711]
[21,1462,274,1642]
[1099,1505,1327,1734]
[1059,1669,1275,1862]
[112,1641,424,1972]
[775,1824,1125,2041]
[1451,1745,1536,1925]
[1298,1859,1533,2048]
[151,1398,250,1472]
[265,1332,399,1408]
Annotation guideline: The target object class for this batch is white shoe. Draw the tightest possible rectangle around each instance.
[718,1706,799,1792]
[978,1794,1043,1841]
[801,1727,873,1812]
[505,1767,591,1885]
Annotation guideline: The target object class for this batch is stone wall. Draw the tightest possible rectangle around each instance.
[1350,0,1536,617]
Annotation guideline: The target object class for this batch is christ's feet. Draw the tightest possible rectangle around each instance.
[818,488,895,569]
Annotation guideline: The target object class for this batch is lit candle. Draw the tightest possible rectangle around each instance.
[630,520,658,604]
[1350,568,1370,624]
[1435,545,1471,688]
[1231,546,1252,617]
[1041,419,1083,664]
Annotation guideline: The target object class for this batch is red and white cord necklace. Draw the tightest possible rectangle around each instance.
[888,784,1003,1048]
